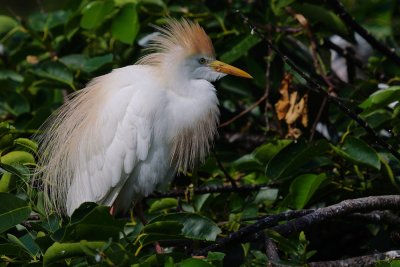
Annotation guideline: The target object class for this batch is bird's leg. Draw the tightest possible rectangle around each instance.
[109,205,116,216]
[134,201,164,254]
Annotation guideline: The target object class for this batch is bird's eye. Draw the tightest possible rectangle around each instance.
[198,58,206,64]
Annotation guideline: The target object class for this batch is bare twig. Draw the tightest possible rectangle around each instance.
[219,93,269,128]
[212,149,237,188]
[327,0,400,67]
[308,250,400,267]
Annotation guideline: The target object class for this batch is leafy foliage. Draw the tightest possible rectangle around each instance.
[0,0,400,266]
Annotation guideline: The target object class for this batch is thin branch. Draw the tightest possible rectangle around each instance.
[212,149,237,188]
[236,11,400,161]
[326,0,400,67]
[219,93,269,128]
[308,250,400,267]
[148,183,273,198]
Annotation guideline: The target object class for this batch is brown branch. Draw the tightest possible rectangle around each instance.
[219,93,269,128]
[308,250,400,267]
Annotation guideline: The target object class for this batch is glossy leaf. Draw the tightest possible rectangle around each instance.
[359,86,400,110]
[1,151,35,165]
[60,54,113,73]
[0,15,18,34]
[287,173,327,209]
[80,0,114,30]
[111,3,139,44]
[148,198,178,213]
[0,193,31,233]
[30,61,75,89]
[265,140,330,180]
[43,241,105,266]
[149,213,221,241]
[333,136,381,170]
[62,205,125,242]
[220,35,261,64]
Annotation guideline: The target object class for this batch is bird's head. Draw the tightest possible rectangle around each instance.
[138,19,252,83]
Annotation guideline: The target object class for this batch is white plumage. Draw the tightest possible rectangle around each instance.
[35,19,251,216]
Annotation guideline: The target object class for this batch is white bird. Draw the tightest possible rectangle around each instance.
[35,19,252,216]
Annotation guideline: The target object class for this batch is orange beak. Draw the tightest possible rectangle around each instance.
[209,60,253,79]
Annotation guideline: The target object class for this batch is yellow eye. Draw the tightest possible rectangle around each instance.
[198,58,206,64]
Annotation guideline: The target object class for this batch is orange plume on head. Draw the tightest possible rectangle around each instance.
[138,19,215,65]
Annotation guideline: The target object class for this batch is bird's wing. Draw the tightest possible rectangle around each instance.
[37,66,158,215]
[68,66,157,215]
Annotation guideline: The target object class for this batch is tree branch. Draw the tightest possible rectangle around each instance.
[148,183,273,198]
[273,196,400,236]
[326,0,400,67]
[308,250,400,267]
[193,210,312,256]
[194,195,400,256]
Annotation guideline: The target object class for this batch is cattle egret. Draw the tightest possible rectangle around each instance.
[36,19,252,216]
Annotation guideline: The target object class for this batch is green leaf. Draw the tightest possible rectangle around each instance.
[287,173,327,209]
[43,241,105,266]
[293,3,348,36]
[220,35,261,64]
[359,86,400,110]
[254,140,292,164]
[111,3,139,44]
[62,205,125,242]
[28,10,70,31]
[14,138,38,154]
[0,92,30,116]
[8,233,40,257]
[0,193,31,233]
[148,198,178,213]
[149,213,221,241]
[0,15,18,34]
[80,0,115,30]
[0,243,29,257]
[0,70,23,82]
[143,221,183,236]
[0,172,17,192]
[332,136,381,170]
[1,151,35,165]
[271,0,295,15]
[30,61,75,89]
[265,140,330,180]
[60,54,113,73]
